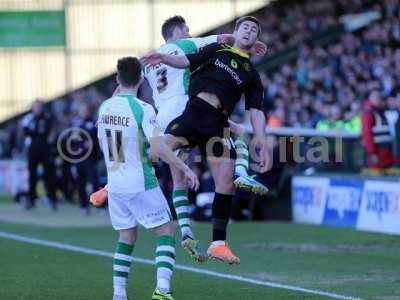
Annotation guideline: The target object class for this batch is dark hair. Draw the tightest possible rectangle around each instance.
[117,57,142,88]
[235,16,261,37]
[161,15,186,41]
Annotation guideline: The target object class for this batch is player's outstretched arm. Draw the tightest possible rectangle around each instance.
[142,43,222,71]
[148,136,200,191]
[217,34,235,45]
[141,51,189,69]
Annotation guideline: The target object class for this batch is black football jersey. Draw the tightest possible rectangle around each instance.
[186,43,263,116]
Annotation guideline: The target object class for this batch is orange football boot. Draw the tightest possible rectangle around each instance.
[207,242,240,265]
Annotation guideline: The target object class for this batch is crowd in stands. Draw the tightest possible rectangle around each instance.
[205,0,400,134]
[0,0,399,217]
[259,0,400,132]
[215,0,372,56]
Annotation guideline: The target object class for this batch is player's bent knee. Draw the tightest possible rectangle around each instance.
[152,221,175,236]
[215,181,235,195]
[119,227,138,245]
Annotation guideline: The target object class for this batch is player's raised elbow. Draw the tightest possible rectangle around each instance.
[162,55,189,69]
[176,56,190,68]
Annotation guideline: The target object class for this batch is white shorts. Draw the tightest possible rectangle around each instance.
[156,96,188,130]
[108,187,172,230]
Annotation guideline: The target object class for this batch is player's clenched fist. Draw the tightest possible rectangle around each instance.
[183,167,200,191]
[251,40,268,57]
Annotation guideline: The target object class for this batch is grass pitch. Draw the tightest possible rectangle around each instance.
[0,200,399,300]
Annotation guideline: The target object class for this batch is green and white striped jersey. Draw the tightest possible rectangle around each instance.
[143,35,218,112]
[97,93,160,194]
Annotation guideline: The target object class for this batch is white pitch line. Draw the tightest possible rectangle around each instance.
[0,231,363,300]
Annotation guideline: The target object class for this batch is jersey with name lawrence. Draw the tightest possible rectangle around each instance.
[97,93,161,194]
[143,35,218,114]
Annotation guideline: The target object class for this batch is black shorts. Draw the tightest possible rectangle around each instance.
[165,97,236,159]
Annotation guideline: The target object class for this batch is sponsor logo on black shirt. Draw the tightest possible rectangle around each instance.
[214,58,243,85]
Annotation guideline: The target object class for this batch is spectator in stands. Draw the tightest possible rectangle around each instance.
[71,104,101,215]
[361,89,396,168]
[21,99,58,210]
[254,0,400,137]
[52,111,75,203]
[316,104,345,131]
[344,101,362,134]
[268,106,286,128]
[385,95,400,159]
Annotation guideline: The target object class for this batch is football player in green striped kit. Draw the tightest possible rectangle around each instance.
[97,57,199,300]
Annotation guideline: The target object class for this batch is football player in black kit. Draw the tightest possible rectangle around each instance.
[142,16,268,265]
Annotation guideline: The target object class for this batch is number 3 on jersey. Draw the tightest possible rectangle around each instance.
[105,129,125,162]
[156,67,168,93]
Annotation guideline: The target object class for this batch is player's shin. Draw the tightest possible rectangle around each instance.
[208,192,240,264]
[234,136,249,176]
[233,135,269,195]
[172,189,193,238]
[211,193,232,243]
[113,241,134,298]
[155,235,176,294]
[173,188,207,262]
